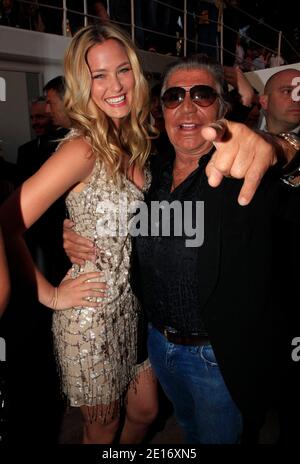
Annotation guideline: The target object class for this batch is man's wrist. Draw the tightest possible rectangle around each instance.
[273,136,295,165]
[260,132,300,187]
[275,133,300,162]
[280,149,300,188]
[255,131,287,166]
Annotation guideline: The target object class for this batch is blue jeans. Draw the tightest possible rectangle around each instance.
[148,325,242,444]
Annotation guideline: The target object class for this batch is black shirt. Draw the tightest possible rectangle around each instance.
[134,151,214,336]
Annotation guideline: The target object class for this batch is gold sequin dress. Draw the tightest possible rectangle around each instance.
[52,137,150,418]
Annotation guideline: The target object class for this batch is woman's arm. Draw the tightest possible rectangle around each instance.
[0,138,105,309]
[0,227,10,317]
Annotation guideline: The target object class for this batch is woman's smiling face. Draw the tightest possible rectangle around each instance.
[87,39,135,127]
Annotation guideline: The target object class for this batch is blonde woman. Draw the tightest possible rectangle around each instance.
[0,23,157,444]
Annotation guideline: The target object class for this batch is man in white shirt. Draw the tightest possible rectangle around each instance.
[259,68,300,135]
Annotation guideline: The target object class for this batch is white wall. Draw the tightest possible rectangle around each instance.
[0,24,176,79]
[0,26,67,163]
[0,25,69,67]
[0,70,32,163]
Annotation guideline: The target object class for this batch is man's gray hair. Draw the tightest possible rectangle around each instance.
[161,55,230,118]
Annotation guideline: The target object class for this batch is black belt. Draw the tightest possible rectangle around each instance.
[153,324,210,346]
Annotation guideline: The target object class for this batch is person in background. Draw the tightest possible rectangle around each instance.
[21,0,45,32]
[196,0,219,59]
[234,35,245,68]
[150,83,171,161]
[17,97,53,183]
[109,0,131,36]
[268,49,285,68]
[150,83,165,133]
[252,46,269,70]
[38,0,63,35]
[44,75,71,135]
[29,96,52,136]
[259,68,300,134]
[43,76,72,282]
[0,0,20,27]
[89,0,109,24]
[19,80,71,285]
[223,64,261,127]
[223,0,240,66]
[149,82,172,158]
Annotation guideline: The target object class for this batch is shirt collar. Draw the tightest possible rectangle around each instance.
[260,117,300,135]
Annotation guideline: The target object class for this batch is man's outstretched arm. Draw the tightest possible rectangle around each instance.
[203,120,298,205]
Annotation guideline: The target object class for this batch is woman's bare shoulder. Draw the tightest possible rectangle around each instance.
[59,131,92,155]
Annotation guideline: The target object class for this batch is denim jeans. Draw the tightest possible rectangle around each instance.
[148,324,242,444]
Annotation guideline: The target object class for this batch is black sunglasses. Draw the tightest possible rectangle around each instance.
[161,85,218,109]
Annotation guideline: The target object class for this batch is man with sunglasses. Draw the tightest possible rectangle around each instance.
[62,57,299,443]
[135,57,300,444]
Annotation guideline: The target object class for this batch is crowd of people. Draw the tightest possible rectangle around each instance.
[0,1,295,66]
[0,6,300,447]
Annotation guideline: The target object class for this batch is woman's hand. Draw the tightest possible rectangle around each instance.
[50,271,107,310]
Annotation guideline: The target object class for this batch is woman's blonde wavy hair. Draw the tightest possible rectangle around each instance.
[64,23,153,182]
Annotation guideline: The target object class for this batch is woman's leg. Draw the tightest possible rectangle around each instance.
[80,404,120,444]
[120,366,158,444]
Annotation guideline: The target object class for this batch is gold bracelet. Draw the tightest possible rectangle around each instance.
[281,149,300,188]
[276,132,300,152]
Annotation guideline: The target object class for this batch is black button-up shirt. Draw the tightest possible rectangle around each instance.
[133,152,213,336]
